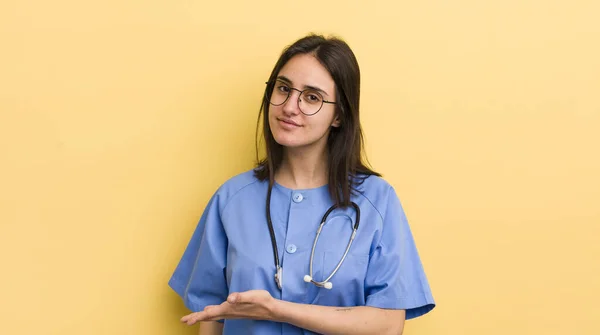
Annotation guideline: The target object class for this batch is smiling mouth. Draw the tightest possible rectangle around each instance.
[278,118,301,127]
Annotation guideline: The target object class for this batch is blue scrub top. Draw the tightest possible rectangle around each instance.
[169,169,435,334]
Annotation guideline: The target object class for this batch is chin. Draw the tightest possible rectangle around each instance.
[269,123,301,147]
[272,133,304,148]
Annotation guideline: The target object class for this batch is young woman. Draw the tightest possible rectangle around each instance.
[169,34,435,335]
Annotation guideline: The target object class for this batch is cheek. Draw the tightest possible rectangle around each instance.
[299,118,335,144]
[268,111,285,130]
[310,112,337,133]
[267,112,275,128]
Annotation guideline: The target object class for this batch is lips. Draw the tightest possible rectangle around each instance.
[278,118,301,127]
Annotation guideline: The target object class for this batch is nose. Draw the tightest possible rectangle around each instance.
[281,89,302,116]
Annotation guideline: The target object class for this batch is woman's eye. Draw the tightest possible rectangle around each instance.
[307,93,322,102]
[277,85,290,93]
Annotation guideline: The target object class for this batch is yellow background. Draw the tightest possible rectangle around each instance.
[1,0,599,334]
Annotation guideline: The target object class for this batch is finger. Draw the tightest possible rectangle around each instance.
[182,312,210,326]
[180,312,202,325]
[180,306,221,325]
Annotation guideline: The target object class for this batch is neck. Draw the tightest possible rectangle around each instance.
[275,146,329,190]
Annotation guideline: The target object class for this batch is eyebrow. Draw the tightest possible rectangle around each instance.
[276,75,330,98]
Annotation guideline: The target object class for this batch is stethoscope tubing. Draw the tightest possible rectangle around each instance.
[266,182,360,290]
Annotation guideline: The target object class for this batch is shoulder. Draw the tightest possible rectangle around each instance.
[213,168,264,203]
[353,174,402,220]
[355,173,394,194]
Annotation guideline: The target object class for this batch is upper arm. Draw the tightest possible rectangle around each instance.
[387,309,405,335]
[374,308,405,335]
[198,321,224,335]
[168,193,229,312]
[364,186,436,320]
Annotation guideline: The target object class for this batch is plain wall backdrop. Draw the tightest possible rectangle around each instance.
[1,0,599,334]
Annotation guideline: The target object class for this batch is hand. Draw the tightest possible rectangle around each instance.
[180,290,278,326]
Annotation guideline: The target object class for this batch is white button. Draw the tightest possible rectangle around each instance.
[286,244,297,254]
[292,193,304,203]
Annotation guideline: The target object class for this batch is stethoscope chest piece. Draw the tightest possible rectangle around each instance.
[275,265,283,290]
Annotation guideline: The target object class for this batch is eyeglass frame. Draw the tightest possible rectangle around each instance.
[264,80,337,116]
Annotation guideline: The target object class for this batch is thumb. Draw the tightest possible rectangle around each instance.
[228,291,258,304]
[227,292,242,304]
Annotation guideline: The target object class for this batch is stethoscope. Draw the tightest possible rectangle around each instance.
[266,182,361,290]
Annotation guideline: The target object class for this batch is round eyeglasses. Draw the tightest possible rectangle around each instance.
[265,80,336,116]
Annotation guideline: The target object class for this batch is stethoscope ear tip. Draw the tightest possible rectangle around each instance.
[303,274,333,289]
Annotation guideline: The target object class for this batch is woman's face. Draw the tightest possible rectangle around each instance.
[268,53,339,151]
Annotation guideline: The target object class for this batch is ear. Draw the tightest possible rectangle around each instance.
[331,115,341,128]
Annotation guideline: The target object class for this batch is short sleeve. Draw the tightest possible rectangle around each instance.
[168,192,229,314]
[364,186,435,319]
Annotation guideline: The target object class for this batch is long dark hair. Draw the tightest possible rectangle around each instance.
[254,33,381,207]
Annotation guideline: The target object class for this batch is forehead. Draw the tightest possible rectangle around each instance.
[277,54,335,93]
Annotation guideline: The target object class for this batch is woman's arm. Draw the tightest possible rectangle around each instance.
[181,290,404,335]
[198,321,223,335]
[273,300,405,335]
